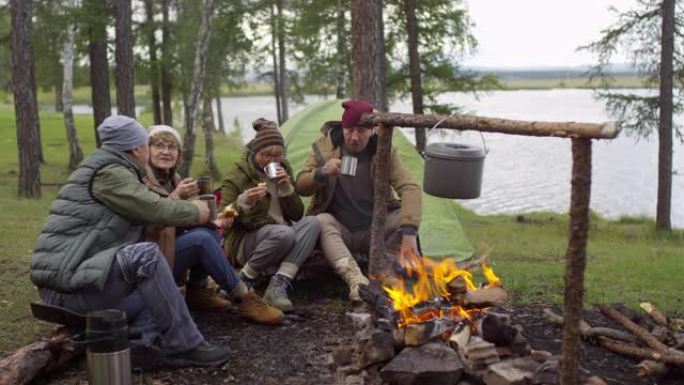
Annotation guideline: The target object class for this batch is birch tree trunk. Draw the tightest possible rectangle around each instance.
[161,0,173,126]
[10,0,41,198]
[404,0,425,154]
[30,58,44,163]
[270,2,282,124]
[178,0,214,177]
[276,0,289,122]
[115,0,136,117]
[144,0,162,125]
[215,92,225,133]
[656,0,674,232]
[53,65,63,112]
[203,94,219,176]
[85,0,111,147]
[61,13,83,171]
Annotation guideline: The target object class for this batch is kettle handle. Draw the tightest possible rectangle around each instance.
[427,113,489,154]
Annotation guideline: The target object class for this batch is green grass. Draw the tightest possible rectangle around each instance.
[0,103,682,355]
[454,207,684,313]
[33,83,276,109]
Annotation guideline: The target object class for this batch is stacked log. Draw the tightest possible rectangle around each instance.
[544,304,684,380]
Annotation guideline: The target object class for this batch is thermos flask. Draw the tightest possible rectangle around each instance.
[86,309,131,385]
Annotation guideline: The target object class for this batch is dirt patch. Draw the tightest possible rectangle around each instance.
[31,294,684,385]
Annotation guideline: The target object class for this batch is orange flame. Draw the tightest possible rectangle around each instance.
[383,250,502,328]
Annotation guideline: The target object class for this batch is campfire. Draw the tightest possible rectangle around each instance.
[383,251,502,330]
[334,254,617,385]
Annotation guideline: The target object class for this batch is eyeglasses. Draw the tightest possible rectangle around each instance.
[151,143,179,152]
[259,151,284,159]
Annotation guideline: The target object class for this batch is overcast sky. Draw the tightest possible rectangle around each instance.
[462,0,639,68]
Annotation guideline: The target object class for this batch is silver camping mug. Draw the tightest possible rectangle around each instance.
[341,156,358,176]
[199,194,217,221]
[264,162,280,180]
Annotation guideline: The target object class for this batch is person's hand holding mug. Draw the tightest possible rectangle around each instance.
[321,158,341,177]
[245,184,268,205]
[173,178,199,200]
[191,200,211,224]
[274,167,290,185]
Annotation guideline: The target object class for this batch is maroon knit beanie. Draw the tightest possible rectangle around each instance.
[341,100,374,128]
[251,126,284,153]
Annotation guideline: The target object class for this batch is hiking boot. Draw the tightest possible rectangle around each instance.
[263,274,294,312]
[186,283,232,311]
[237,291,284,324]
[166,341,231,368]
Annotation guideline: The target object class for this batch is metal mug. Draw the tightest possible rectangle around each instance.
[341,156,358,176]
[263,162,280,180]
[197,176,212,195]
[199,194,217,221]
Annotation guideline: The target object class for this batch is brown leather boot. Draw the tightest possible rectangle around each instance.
[237,292,284,325]
[185,283,233,311]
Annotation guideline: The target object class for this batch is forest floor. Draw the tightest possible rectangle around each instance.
[33,282,684,385]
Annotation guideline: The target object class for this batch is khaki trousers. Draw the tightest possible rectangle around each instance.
[316,209,403,267]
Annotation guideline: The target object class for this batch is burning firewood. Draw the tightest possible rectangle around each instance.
[403,318,455,346]
[464,286,508,308]
[448,323,471,350]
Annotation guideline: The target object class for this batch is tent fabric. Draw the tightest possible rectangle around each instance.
[280,99,474,261]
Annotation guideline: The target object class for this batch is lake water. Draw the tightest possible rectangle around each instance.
[77,89,684,228]
[215,90,683,228]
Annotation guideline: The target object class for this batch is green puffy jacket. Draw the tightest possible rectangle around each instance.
[31,146,199,292]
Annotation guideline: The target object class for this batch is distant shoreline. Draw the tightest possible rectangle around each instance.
[18,75,652,109]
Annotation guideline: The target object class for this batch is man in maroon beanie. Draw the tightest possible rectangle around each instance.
[294,100,422,302]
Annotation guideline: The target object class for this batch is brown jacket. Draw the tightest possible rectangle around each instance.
[294,121,421,230]
[142,165,181,270]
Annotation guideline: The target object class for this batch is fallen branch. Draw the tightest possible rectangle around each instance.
[543,308,634,343]
[586,327,639,344]
[543,308,684,367]
[640,302,668,327]
[599,306,669,353]
[0,327,83,385]
[636,359,668,378]
[597,337,684,366]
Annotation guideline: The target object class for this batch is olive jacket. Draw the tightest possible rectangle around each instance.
[294,121,421,231]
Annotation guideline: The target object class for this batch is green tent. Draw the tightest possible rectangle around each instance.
[280,100,474,261]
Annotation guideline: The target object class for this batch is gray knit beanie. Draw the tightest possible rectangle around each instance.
[97,115,148,151]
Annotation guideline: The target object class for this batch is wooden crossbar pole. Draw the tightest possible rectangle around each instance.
[361,112,619,139]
